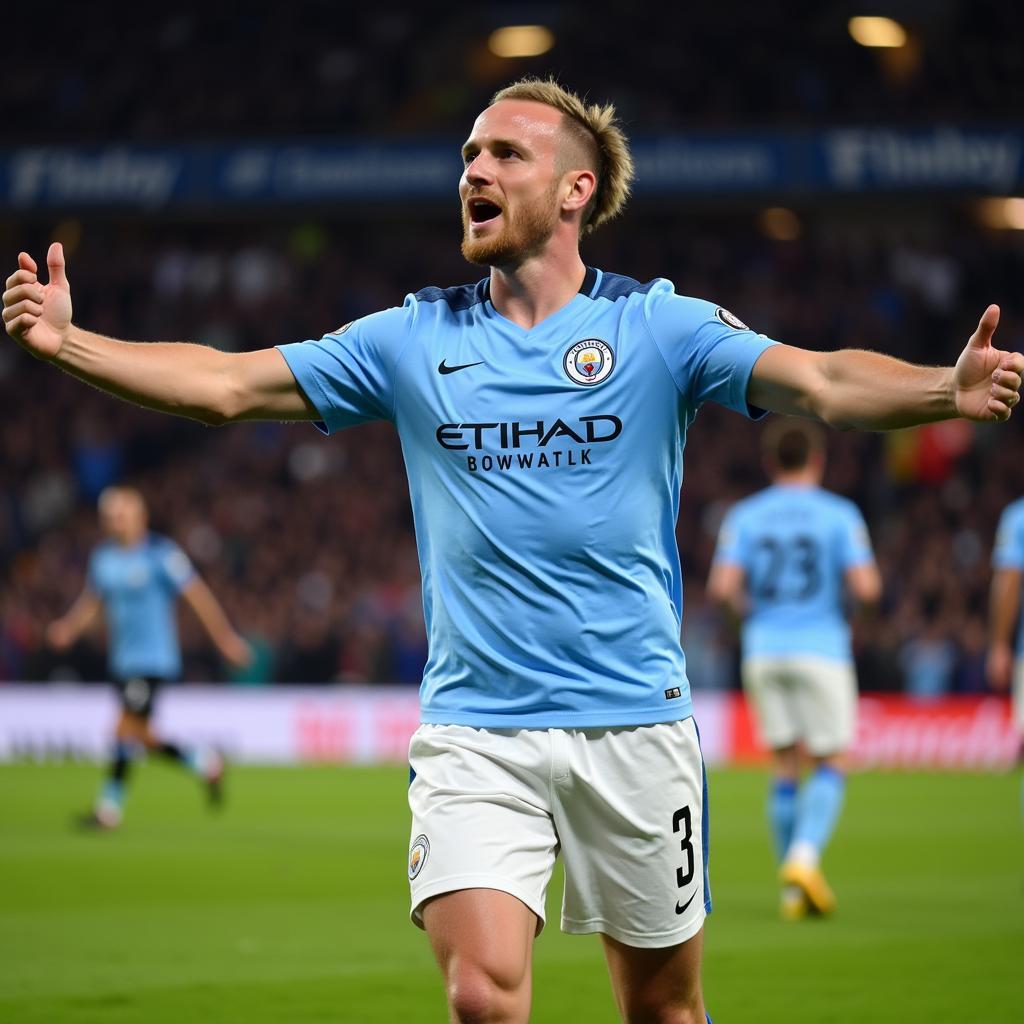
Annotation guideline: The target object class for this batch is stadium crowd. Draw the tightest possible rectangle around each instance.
[3,2,1022,142]
[2,209,1022,693]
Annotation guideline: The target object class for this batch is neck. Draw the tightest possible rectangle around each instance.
[488,244,587,329]
[774,469,819,487]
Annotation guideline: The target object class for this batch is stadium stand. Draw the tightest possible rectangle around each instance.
[2,213,1022,687]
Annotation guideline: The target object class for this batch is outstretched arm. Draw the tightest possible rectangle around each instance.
[180,577,253,669]
[748,306,1023,429]
[3,244,316,425]
[47,588,103,651]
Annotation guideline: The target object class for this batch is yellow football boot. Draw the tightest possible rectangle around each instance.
[779,860,836,916]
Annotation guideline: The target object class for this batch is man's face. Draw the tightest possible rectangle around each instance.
[100,492,146,543]
[459,99,566,267]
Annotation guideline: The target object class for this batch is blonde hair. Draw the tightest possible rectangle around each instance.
[490,77,634,235]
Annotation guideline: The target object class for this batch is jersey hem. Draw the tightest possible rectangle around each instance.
[418,702,694,729]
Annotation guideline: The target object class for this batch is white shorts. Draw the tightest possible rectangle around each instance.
[407,718,709,949]
[742,655,857,756]
[1014,658,1024,732]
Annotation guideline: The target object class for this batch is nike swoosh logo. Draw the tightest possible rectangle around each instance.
[675,890,697,916]
[438,359,484,375]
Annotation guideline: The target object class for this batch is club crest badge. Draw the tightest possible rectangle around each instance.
[563,339,615,387]
[714,308,749,331]
[409,834,430,880]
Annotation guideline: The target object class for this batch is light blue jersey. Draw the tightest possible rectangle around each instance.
[87,533,195,680]
[713,485,874,662]
[278,269,776,727]
[993,497,1024,656]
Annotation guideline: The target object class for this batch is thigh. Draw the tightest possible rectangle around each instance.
[742,657,799,750]
[422,888,536,1023]
[556,717,709,948]
[792,657,857,756]
[407,725,559,932]
[602,928,705,1023]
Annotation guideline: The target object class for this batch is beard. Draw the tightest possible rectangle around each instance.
[461,185,561,267]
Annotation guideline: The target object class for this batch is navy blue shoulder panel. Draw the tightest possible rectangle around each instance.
[591,270,660,303]
[414,278,489,312]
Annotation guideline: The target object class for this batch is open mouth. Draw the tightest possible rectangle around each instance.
[468,198,502,224]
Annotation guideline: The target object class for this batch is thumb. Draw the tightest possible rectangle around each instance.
[46,241,68,288]
[969,303,1000,349]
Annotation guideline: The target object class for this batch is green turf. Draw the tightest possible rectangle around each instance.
[0,762,1020,1022]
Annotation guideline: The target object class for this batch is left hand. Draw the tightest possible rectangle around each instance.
[953,305,1024,421]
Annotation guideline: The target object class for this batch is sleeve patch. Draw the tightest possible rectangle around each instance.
[163,548,194,587]
[715,307,750,331]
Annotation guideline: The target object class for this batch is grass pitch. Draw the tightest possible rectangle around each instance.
[0,762,1020,1023]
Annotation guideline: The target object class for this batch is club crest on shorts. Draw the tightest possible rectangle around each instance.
[714,307,749,331]
[563,339,615,386]
[409,834,430,880]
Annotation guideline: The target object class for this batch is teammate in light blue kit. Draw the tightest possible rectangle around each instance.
[7,78,1024,1024]
[708,421,881,918]
[988,496,1024,765]
[48,486,251,828]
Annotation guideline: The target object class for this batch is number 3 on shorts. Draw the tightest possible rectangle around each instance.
[673,805,695,888]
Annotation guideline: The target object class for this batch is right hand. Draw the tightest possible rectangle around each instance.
[47,620,75,651]
[3,242,73,360]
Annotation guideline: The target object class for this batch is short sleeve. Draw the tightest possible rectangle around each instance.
[837,504,874,568]
[993,504,1024,569]
[159,540,195,593]
[643,282,778,418]
[276,300,414,434]
[712,508,746,567]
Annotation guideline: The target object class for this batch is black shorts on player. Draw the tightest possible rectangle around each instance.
[115,676,164,718]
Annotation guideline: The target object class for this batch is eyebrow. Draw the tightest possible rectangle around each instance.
[461,136,531,159]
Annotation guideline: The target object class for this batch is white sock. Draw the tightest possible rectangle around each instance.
[785,839,819,867]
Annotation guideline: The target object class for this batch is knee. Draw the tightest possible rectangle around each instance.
[446,960,524,1023]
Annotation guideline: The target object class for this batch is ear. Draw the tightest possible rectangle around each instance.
[561,168,597,218]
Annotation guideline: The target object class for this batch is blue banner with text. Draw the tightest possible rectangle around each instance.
[2,128,1020,210]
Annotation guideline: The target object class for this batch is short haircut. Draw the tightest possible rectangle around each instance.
[98,485,146,513]
[489,77,634,235]
[762,419,825,471]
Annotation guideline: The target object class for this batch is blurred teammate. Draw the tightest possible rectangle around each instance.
[987,495,1024,765]
[48,485,251,828]
[708,421,881,919]
[5,79,1023,1024]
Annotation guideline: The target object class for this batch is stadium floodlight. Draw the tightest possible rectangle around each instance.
[848,16,907,48]
[488,25,555,58]
[978,197,1024,230]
